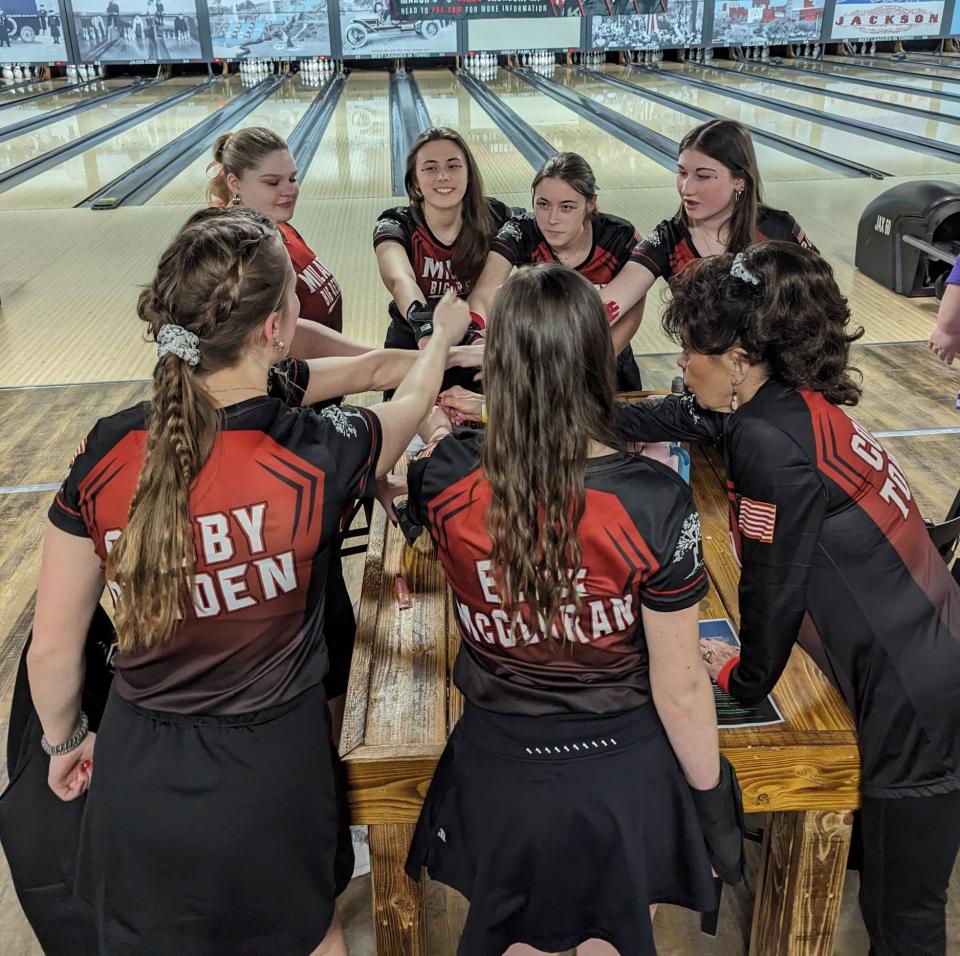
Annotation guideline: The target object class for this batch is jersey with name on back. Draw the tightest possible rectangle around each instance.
[49,397,382,715]
[406,429,707,717]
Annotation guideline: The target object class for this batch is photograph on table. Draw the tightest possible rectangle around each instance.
[339,0,455,56]
[208,0,331,60]
[712,0,823,47]
[69,0,203,61]
[829,0,945,40]
[0,0,70,63]
[700,618,784,729]
[589,0,704,50]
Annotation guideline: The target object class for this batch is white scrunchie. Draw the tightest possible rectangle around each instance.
[730,252,759,286]
[156,324,200,367]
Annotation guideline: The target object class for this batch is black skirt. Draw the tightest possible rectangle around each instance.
[76,685,353,955]
[406,702,716,955]
[323,544,356,700]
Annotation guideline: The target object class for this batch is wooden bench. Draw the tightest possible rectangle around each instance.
[340,441,860,955]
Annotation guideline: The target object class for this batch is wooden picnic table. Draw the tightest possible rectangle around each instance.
[340,423,861,955]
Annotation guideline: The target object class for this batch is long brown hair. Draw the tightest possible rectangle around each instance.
[207,126,289,206]
[677,119,762,253]
[531,151,599,223]
[482,263,623,641]
[404,127,493,287]
[107,207,292,652]
[662,241,864,405]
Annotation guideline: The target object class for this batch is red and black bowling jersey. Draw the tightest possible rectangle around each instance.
[49,398,382,715]
[279,221,343,333]
[629,207,815,281]
[407,430,707,716]
[616,383,960,798]
[372,199,513,304]
[491,211,639,286]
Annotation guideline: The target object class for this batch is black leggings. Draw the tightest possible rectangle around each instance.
[855,789,960,955]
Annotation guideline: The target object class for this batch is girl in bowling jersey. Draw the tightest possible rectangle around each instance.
[468,151,645,391]
[27,206,472,953]
[373,126,513,392]
[208,127,363,360]
[599,119,815,352]
[403,264,742,954]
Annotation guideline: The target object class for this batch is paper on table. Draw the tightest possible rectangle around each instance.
[701,618,785,729]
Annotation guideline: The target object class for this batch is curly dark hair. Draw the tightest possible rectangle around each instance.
[662,241,864,406]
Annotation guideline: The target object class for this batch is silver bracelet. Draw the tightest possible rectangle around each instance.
[41,711,89,757]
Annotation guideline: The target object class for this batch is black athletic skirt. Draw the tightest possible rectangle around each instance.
[76,685,353,955]
[406,701,716,955]
[324,543,356,700]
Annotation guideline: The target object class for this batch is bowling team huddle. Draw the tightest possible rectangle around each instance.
[20,117,960,955]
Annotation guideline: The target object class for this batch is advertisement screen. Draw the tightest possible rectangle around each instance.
[468,14,580,46]
[0,0,71,62]
[712,0,824,44]
[393,0,608,18]
[208,0,332,60]
[590,0,704,49]
[830,0,945,40]
[69,0,204,61]
[340,0,456,56]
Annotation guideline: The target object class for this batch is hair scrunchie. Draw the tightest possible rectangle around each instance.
[156,324,201,367]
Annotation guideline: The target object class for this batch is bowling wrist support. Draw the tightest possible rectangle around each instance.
[405,300,434,343]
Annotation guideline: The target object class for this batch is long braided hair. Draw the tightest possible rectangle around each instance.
[107,207,291,652]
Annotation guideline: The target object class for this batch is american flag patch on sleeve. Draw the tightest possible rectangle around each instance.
[738,497,777,543]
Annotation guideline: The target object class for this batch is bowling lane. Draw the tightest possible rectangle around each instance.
[632,66,959,177]
[0,79,238,211]
[0,79,136,133]
[0,77,205,174]
[415,69,535,196]
[296,70,393,201]
[788,58,960,99]
[0,76,70,106]
[480,67,676,192]
[0,78,111,122]
[567,65,841,183]
[708,60,960,120]
[149,76,322,205]
[661,62,960,142]
[826,54,960,83]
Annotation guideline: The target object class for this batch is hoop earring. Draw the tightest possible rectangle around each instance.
[730,385,739,412]
[230,194,242,206]
[734,190,743,202]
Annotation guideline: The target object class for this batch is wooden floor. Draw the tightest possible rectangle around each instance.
[1,56,959,953]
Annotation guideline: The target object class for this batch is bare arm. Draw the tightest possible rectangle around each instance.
[929,282,960,365]
[645,603,720,791]
[290,318,373,360]
[610,295,646,355]
[28,525,104,746]
[367,292,471,476]
[376,240,425,317]
[297,345,483,405]
[601,260,657,317]
[466,251,514,325]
